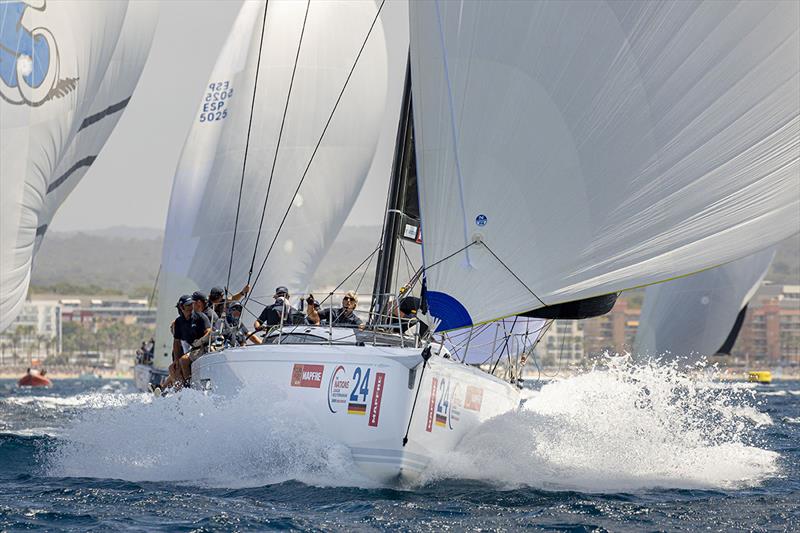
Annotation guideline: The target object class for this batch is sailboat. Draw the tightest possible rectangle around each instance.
[634,247,776,363]
[168,0,797,483]
[0,1,157,332]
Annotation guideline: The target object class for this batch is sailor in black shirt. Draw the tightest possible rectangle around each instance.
[255,286,298,331]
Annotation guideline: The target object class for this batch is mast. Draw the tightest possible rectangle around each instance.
[371,56,418,323]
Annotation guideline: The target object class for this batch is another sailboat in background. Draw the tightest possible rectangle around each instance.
[164,0,796,483]
[140,0,408,390]
[635,247,777,364]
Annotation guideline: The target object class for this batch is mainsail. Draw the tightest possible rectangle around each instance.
[153,0,408,368]
[634,247,776,362]
[0,0,157,332]
[409,0,800,331]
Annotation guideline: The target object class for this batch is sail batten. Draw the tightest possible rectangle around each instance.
[410,0,800,331]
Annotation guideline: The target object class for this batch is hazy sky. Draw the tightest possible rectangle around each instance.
[50,0,390,232]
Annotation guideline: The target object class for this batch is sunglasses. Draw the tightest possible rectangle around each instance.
[343,296,355,302]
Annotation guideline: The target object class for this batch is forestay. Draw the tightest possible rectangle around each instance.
[0,1,156,332]
[634,247,775,362]
[409,0,800,331]
[154,0,408,368]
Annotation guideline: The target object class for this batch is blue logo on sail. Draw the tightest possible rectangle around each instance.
[0,0,72,106]
[475,214,487,227]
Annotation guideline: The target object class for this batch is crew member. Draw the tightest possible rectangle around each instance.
[192,291,219,328]
[164,294,211,388]
[306,290,363,328]
[254,286,297,331]
[222,302,262,347]
[392,289,428,336]
[209,283,250,317]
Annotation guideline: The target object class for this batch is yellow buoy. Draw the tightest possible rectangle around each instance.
[747,371,772,384]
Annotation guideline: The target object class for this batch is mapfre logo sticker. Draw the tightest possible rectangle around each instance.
[290,364,324,388]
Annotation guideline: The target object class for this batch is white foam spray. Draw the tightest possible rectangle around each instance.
[45,357,780,492]
[46,388,376,488]
[423,356,780,492]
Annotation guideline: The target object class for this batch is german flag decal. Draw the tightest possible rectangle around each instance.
[347,402,366,415]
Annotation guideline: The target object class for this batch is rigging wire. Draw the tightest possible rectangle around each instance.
[148,265,161,310]
[247,0,387,298]
[246,0,311,283]
[225,0,270,302]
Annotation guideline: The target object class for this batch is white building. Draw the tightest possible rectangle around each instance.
[537,320,585,366]
[0,299,62,355]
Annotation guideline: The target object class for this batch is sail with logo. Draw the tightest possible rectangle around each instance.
[0,0,157,332]
[409,0,800,332]
[634,247,776,362]
[151,0,408,370]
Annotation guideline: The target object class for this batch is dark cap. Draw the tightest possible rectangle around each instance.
[176,294,192,308]
[273,286,289,298]
[191,291,208,303]
[210,286,224,301]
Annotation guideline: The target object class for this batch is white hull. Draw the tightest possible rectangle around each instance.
[134,363,166,392]
[192,343,520,483]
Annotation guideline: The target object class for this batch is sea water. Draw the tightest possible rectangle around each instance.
[0,359,797,531]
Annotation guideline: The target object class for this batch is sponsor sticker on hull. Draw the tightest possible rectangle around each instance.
[368,372,385,427]
[464,386,483,411]
[327,365,385,427]
[426,377,438,432]
[290,364,324,388]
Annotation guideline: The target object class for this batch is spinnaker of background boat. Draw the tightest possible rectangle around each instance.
[634,247,776,363]
[0,0,157,332]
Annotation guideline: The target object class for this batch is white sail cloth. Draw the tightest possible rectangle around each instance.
[0,1,157,332]
[634,247,775,362]
[409,0,800,331]
[154,0,407,367]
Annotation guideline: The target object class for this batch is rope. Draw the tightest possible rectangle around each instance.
[248,0,387,296]
[246,0,311,281]
[226,0,270,301]
[480,241,547,307]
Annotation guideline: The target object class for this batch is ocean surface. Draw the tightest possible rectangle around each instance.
[1,360,798,532]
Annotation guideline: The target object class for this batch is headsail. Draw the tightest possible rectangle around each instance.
[0,0,157,332]
[409,0,800,331]
[153,0,408,367]
[634,247,775,362]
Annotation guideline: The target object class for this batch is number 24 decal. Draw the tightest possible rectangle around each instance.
[349,367,371,403]
[437,378,450,415]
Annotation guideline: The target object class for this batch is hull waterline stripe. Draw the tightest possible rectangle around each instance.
[350,447,430,464]
[78,97,131,131]
[351,455,428,471]
[47,156,96,194]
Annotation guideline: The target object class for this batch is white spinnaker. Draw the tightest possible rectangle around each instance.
[36,1,158,252]
[634,247,775,362]
[409,0,800,331]
[154,0,405,368]
[0,1,155,332]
